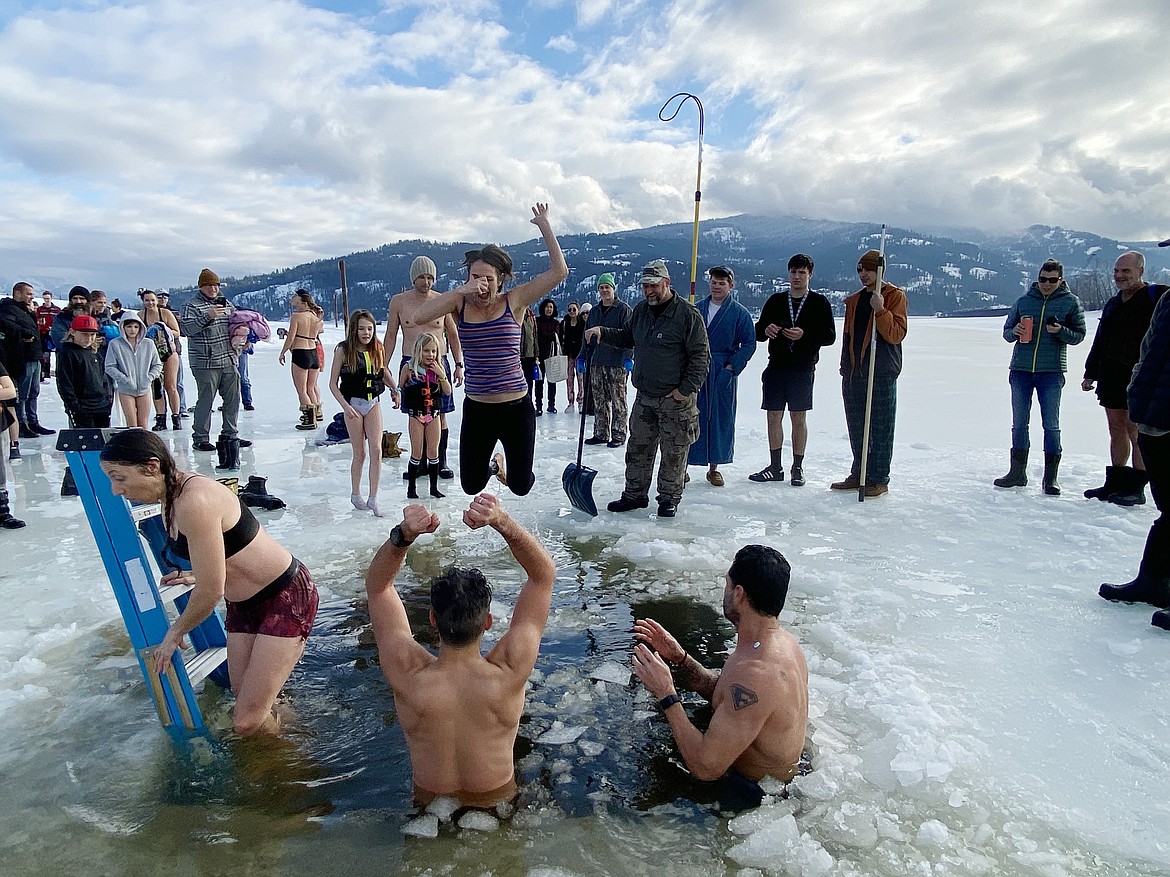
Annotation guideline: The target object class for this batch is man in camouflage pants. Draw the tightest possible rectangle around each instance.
[581,273,633,447]
[586,260,710,518]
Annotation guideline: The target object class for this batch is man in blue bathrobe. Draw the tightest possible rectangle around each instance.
[688,266,757,486]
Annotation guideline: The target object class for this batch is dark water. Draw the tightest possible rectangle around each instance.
[1,535,747,876]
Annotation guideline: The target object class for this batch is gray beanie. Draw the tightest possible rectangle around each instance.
[410,256,437,283]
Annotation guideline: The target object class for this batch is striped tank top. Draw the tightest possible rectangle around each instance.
[458,296,528,396]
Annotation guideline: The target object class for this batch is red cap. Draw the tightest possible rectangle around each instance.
[71,315,99,332]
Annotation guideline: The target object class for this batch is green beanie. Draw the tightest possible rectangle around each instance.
[597,273,615,288]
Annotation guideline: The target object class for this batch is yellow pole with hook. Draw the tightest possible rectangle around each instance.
[658,93,705,304]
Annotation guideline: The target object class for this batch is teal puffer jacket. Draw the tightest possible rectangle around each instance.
[1003,283,1086,373]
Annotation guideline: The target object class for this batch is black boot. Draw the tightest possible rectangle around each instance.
[1108,467,1148,506]
[61,467,78,497]
[0,489,25,529]
[1084,465,1122,500]
[438,428,454,479]
[1042,453,1062,496]
[30,419,55,436]
[153,413,167,431]
[172,413,182,431]
[1153,608,1170,631]
[993,448,1028,488]
[1099,575,1170,607]
[428,462,445,499]
[240,475,286,510]
[215,437,240,471]
[406,461,421,499]
[215,437,229,469]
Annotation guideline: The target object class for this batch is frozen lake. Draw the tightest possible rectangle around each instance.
[0,312,1167,876]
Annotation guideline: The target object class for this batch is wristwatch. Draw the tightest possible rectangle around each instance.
[658,693,681,711]
[389,524,414,549]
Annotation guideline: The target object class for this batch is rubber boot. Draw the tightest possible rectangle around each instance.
[1108,467,1148,507]
[429,462,445,499]
[295,405,316,431]
[406,461,421,499]
[172,413,182,430]
[216,436,241,471]
[438,427,454,479]
[0,489,26,529]
[1099,574,1170,607]
[60,467,78,497]
[1084,465,1121,500]
[993,448,1028,488]
[153,413,167,432]
[215,437,229,470]
[1042,452,1062,496]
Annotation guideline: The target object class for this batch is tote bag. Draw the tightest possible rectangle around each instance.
[542,336,568,383]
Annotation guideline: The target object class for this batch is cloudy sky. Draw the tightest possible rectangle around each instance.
[0,0,1165,293]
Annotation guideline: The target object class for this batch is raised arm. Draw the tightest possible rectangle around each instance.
[507,204,569,313]
[365,504,440,687]
[412,289,462,327]
[466,494,555,674]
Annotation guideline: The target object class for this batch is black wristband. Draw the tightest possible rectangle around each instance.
[658,693,681,711]
[389,524,414,549]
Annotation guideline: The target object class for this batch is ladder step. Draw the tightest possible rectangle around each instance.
[184,647,228,687]
[129,502,163,523]
[157,581,195,604]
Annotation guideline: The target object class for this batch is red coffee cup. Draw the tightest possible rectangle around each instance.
[1018,316,1034,343]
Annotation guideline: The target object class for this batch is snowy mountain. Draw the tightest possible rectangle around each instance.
[164,216,1170,320]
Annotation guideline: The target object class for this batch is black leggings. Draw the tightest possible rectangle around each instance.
[460,396,536,496]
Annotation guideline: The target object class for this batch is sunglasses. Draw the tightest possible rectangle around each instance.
[1037,276,1061,284]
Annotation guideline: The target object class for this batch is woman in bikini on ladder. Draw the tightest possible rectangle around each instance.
[412,203,567,496]
[278,289,325,430]
[99,429,318,736]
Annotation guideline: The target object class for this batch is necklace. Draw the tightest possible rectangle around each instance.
[787,292,808,350]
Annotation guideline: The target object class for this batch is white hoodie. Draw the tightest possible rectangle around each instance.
[104,315,162,396]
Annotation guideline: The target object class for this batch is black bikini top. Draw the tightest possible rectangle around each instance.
[164,495,260,563]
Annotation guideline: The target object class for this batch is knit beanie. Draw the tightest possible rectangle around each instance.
[198,268,220,287]
[597,273,615,289]
[68,285,90,300]
[410,256,437,283]
[858,250,882,271]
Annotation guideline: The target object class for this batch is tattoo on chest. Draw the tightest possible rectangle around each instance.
[730,684,758,710]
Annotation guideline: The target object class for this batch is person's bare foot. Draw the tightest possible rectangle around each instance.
[491,452,509,486]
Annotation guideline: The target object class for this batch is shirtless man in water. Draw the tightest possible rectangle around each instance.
[633,544,808,807]
[365,493,555,808]
[384,256,464,478]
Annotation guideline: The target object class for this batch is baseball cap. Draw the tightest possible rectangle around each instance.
[71,315,99,332]
[639,260,670,284]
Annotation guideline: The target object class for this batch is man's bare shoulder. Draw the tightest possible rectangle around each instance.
[721,632,806,707]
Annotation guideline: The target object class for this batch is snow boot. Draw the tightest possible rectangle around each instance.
[153,413,168,432]
[406,460,421,499]
[295,405,316,431]
[1108,467,1148,507]
[314,403,323,423]
[1084,465,1122,500]
[438,427,454,479]
[1099,575,1170,607]
[240,475,286,510]
[172,414,182,431]
[0,489,25,529]
[428,462,445,499]
[994,448,1028,488]
[1042,453,1061,495]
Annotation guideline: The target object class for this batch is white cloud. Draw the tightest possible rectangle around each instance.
[0,0,1166,293]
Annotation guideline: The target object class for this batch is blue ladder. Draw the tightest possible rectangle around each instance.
[58,428,230,742]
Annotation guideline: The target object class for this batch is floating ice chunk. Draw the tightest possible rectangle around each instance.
[401,814,439,838]
[578,740,605,757]
[735,870,765,877]
[1107,639,1142,657]
[457,810,499,831]
[727,813,799,868]
[915,818,950,847]
[790,769,836,801]
[590,661,631,686]
[728,801,796,836]
[536,723,586,745]
[633,709,657,722]
[425,796,460,822]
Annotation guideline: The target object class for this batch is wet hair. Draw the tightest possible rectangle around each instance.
[539,298,558,318]
[294,288,324,317]
[406,332,440,380]
[788,254,815,273]
[341,309,384,374]
[1040,259,1063,278]
[728,544,791,618]
[430,565,493,647]
[99,428,185,535]
[463,244,513,285]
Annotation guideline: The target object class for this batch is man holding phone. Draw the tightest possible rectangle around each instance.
[994,260,1086,494]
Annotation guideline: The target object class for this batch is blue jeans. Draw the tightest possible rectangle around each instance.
[18,365,40,425]
[237,354,252,407]
[1009,370,1064,454]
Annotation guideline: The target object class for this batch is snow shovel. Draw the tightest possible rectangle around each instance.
[562,349,598,516]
